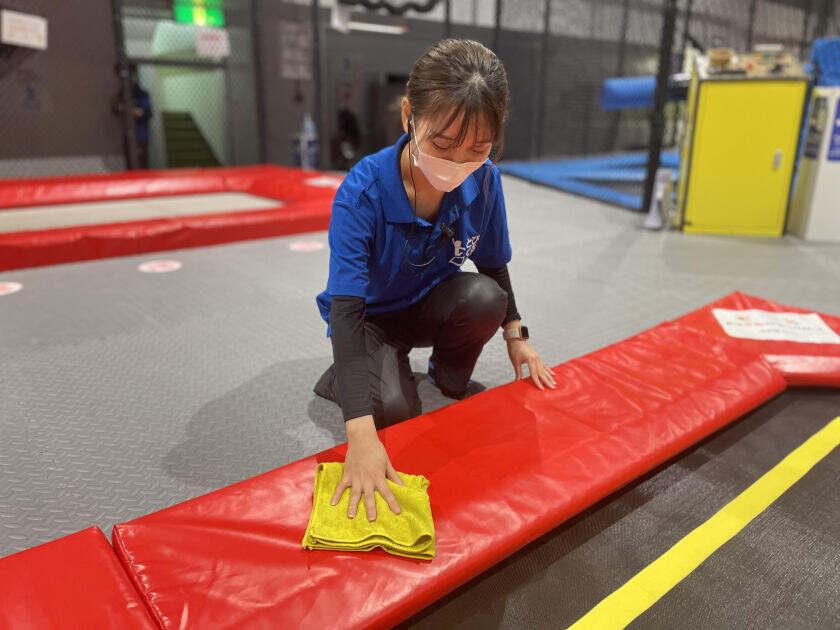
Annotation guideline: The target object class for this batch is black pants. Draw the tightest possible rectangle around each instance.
[314,272,508,430]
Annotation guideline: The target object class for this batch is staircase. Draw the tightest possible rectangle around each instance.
[162,111,220,168]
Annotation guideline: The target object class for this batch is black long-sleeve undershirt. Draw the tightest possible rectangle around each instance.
[329,296,371,422]
[330,265,521,422]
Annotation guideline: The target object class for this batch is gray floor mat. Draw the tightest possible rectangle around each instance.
[1,176,840,559]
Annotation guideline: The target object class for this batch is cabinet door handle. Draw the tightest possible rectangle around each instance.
[772,149,783,170]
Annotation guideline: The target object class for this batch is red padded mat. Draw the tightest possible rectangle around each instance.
[0,166,339,271]
[112,319,786,629]
[0,526,155,629]
[674,292,840,387]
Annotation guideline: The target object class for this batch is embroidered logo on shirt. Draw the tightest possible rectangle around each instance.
[449,235,480,267]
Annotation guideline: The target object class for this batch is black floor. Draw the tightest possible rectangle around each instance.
[400,390,840,629]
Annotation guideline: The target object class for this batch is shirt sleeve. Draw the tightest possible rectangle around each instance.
[326,200,375,298]
[469,166,512,268]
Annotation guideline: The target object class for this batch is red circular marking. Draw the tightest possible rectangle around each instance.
[0,281,22,296]
[138,259,183,273]
[289,241,325,252]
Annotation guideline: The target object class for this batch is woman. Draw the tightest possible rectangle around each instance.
[314,39,556,522]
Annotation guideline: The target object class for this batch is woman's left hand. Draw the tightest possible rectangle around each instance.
[507,341,557,391]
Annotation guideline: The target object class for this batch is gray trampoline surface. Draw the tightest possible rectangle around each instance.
[1,174,840,616]
[0,192,279,233]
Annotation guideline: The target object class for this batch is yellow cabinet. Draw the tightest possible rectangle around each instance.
[677,55,808,237]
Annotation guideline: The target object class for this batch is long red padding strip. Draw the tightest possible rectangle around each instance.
[673,292,840,387]
[111,311,795,628]
[0,166,338,271]
[0,527,156,629]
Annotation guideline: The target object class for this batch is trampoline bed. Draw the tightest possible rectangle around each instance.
[0,165,341,271]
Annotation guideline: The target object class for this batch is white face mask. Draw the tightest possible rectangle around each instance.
[409,118,486,193]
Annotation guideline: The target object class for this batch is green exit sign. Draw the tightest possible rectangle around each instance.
[173,1,225,27]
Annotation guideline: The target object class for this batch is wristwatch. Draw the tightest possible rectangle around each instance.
[503,325,529,342]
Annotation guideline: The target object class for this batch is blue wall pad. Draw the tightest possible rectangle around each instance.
[601,76,657,110]
[600,77,689,111]
[811,37,840,86]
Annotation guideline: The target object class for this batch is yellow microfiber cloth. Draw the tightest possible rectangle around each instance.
[301,462,436,560]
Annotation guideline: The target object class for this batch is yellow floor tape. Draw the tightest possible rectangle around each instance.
[570,416,840,630]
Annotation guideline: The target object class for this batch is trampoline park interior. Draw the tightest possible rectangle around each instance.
[2,1,840,629]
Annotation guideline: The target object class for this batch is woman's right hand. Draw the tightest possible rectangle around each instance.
[331,416,404,521]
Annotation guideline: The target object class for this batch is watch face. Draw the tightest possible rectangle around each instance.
[521,326,529,340]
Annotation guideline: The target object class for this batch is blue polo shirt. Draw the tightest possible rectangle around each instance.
[316,132,512,335]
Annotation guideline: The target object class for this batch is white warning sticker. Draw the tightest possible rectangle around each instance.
[138,259,182,273]
[712,308,840,344]
[0,281,23,296]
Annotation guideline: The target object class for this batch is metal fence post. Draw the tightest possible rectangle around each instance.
[311,0,322,170]
[444,0,452,38]
[746,0,759,51]
[251,0,267,163]
[643,0,678,213]
[678,0,695,68]
[813,0,835,39]
[534,0,551,159]
[111,0,139,170]
[493,0,503,53]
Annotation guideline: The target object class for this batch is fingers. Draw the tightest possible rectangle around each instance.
[386,464,405,485]
[528,359,544,390]
[340,482,374,520]
[384,465,404,514]
[514,362,524,381]
[331,478,349,506]
[520,356,557,391]
[345,485,378,521]
[347,486,362,518]
[337,463,406,521]
[541,372,556,388]
[378,481,401,515]
[363,485,377,522]
[540,362,557,389]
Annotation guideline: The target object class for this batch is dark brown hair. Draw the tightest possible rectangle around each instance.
[406,39,509,159]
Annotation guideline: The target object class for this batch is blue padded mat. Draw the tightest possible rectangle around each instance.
[498,152,680,210]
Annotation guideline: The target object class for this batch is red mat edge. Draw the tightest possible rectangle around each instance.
[0,526,157,630]
[0,165,325,209]
[0,165,338,272]
[0,206,331,271]
[111,526,167,629]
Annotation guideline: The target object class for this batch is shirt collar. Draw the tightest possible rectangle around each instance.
[379,132,483,223]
